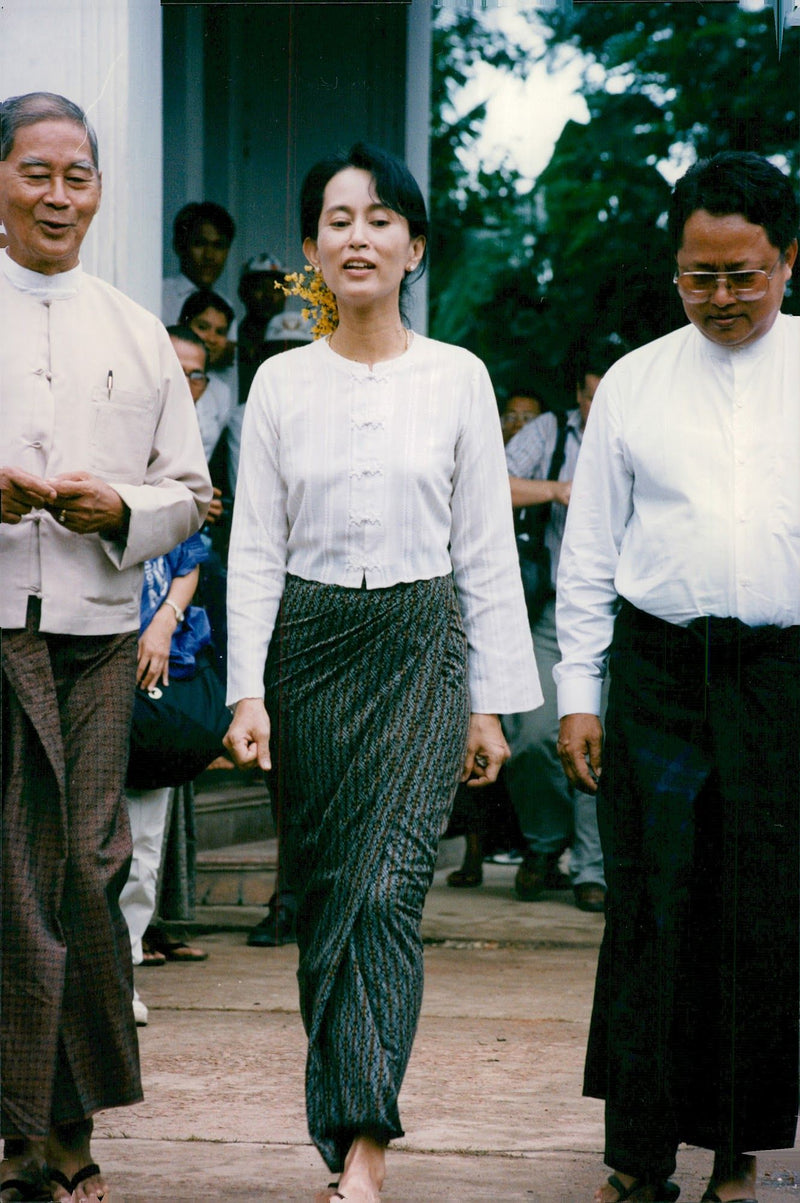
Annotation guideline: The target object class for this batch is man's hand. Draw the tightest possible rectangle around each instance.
[205,486,224,525]
[551,479,572,507]
[224,697,271,772]
[557,713,604,795]
[462,712,510,787]
[45,471,127,537]
[0,467,57,523]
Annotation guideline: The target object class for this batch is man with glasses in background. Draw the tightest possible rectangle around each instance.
[168,323,232,470]
[505,340,625,914]
[555,151,800,1203]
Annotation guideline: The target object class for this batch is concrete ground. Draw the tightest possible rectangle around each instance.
[95,856,800,1203]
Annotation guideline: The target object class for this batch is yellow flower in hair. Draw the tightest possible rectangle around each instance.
[276,267,338,338]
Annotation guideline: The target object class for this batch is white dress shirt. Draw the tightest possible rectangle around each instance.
[227,334,542,715]
[555,313,800,717]
[505,407,584,587]
[1,252,212,635]
[195,373,233,460]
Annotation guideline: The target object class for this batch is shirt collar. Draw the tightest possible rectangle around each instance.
[1,249,83,299]
[697,310,785,365]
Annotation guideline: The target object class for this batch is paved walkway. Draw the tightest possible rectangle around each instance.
[98,858,800,1202]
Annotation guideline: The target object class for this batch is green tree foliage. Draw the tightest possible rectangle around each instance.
[430,4,800,400]
[429,12,537,374]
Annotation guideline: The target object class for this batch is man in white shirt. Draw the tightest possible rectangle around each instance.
[504,341,624,914]
[555,152,800,1203]
[161,200,237,334]
[0,92,211,1201]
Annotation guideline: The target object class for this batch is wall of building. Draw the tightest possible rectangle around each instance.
[0,0,431,324]
[0,0,163,312]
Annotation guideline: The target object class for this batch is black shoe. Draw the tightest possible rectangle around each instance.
[574,882,606,913]
[514,851,562,901]
[247,896,297,946]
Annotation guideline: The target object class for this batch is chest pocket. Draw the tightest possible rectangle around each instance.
[89,386,158,483]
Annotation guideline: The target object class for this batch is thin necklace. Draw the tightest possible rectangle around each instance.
[328,326,411,362]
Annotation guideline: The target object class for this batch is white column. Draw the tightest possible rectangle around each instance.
[0,0,162,312]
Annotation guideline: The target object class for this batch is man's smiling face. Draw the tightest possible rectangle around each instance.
[0,117,101,276]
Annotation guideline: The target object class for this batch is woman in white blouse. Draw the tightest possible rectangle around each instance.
[224,143,541,1203]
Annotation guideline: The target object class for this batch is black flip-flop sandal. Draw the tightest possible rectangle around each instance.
[49,1163,105,1200]
[604,1176,680,1203]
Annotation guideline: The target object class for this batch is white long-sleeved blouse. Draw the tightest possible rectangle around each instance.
[226,333,542,715]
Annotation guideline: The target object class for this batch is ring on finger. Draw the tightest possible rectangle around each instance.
[474,753,489,770]
[58,509,67,524]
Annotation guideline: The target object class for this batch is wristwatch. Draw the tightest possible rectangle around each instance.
[163,597,185,624]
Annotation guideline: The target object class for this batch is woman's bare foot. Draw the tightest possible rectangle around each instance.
[706,1152,757,1202]
[315,1135,385,1202]
[596,1173,638,1203]
[0,1138,48,1202]
[45,1120,108,1202]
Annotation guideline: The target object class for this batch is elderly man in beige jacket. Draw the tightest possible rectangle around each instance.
[0,91,211,1203]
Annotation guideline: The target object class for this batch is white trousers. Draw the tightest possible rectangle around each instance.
[120,786,173,964]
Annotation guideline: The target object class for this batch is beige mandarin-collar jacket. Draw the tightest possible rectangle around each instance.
[1,255,212,636]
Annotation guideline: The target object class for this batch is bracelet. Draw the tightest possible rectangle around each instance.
[162,597,185,624]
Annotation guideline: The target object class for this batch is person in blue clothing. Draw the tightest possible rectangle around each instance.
[120,533,212,1026]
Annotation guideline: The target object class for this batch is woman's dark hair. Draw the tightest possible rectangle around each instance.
[178,290,235,329]
[172,202,236,256]
[1,92,99,168]
[299,142,428,313]
[668,151,799,256]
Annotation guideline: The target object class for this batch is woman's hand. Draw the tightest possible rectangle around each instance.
[136,607,176,690]
[224,697,272,771]
[462,712,509,787]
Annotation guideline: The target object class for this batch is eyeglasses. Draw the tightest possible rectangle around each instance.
[184,370,208,383]
[673,255,783,303]
[501,412,537,426]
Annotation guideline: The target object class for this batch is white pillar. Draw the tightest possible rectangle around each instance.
[0,0,162,312]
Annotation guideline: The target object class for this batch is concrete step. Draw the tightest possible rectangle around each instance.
[195,838,277,907]
[194,834,466,910]
[192,770,273,851]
